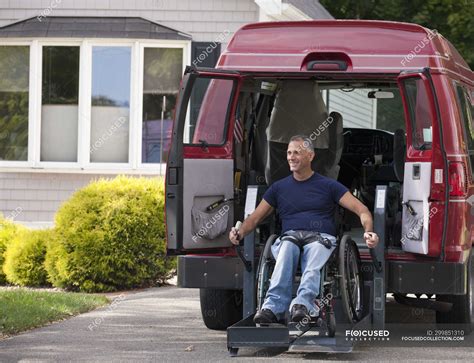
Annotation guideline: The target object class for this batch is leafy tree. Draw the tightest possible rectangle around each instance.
[320,0,474,68]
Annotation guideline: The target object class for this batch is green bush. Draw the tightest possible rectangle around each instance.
[0,216,26,285]
[3,229,51,287]
[51,176,175,292]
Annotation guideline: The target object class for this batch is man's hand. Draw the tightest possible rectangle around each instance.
[229,227,241,245]
[364,232,379,248]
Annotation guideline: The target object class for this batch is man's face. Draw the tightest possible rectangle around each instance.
[287,140,314,172]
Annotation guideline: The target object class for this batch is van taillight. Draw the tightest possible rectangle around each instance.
[448,162,467,197]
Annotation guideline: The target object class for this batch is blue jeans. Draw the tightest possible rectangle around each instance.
[261,230,337,319]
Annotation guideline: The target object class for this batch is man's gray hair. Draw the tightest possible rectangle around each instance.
[289,135,314,153]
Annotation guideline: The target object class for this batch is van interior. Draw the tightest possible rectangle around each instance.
[230,77,407,252]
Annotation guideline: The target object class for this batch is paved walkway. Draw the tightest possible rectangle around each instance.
[1,286,473,362]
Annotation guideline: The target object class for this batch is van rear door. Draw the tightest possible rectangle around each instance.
[166,67,242,254]
[397,70,446,256]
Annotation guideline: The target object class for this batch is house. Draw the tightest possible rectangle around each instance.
[0,0,374,227]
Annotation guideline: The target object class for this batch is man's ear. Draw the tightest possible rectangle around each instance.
[309,151,315,162]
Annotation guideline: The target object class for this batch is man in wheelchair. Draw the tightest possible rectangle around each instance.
[229,135,379,325]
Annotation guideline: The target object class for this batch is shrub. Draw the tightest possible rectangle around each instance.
[3,229,51,287]
[0,216,26,285]
[51,176,175,292]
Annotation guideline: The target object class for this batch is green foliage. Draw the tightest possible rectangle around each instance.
[51,176,175,292]
[0,216,26,285]
[319,0,474,68]
[3,229,51,287]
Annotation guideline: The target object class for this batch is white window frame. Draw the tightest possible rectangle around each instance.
[0,38,191,175]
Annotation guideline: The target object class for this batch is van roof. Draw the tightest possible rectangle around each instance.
[218,20,472,85]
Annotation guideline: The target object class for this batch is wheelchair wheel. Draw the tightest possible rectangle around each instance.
[339,235,364,323]
[256,234,278,310]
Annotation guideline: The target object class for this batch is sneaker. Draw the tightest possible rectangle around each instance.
[253,309,278,324]
[290,304,310,323]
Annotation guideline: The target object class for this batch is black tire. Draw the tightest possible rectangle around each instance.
[200,288,243,330]
[436,250,473,334]
[339,235,364,323]
[256,234,278,310]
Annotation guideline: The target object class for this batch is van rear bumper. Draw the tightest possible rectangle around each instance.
[387,261,467,295]
[178,256,467,295]
[177,255,244,289]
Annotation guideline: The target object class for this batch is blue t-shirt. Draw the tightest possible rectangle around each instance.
[262,172,349,236]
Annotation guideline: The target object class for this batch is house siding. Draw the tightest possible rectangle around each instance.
[0,171,162,226]
[328,89,376,129]
[0,0,259,43]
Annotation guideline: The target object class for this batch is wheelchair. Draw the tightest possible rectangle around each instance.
[256,233,364,336]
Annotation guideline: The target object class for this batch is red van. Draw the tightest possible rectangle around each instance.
[165,20,474,332]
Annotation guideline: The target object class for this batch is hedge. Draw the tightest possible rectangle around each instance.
[50,176,174,292]
[0,216,26,285]
[3,229,51,287]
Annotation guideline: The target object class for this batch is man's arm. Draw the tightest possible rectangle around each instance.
[229,199,274,245]
[338,191,379,248]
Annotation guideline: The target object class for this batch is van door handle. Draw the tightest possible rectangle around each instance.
[167,193,175,199]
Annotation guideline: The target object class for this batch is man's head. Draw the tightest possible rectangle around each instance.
[287,135,315,173]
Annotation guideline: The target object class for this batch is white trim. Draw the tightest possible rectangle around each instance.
[449,199,467,202]
[78,40,90,167]
[0,166,164,175]
[446,154,468,157]
[32,40,43,167]
[130,41,140,170]
[29,40,40,166]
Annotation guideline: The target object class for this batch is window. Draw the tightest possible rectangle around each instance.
[402,78,433,150]
[455,84,474,176]
[90,46,131,163]
[0,46,29,161]
[41,46,80,162]
[183,78,235,145]
[142,48,182,163]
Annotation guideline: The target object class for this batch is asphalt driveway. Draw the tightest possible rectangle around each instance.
[0,285,473,362]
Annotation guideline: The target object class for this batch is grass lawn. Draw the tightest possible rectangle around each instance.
[0,289,109,336]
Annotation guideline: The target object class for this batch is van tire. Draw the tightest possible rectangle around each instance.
[436,251,473,334]
[200,288,243,330]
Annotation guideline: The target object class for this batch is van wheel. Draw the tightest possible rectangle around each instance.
[200,288,242,330]
[436,251,473,334]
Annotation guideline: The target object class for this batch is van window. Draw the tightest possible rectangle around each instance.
[455,84,474,176]
[402,78,434,150]
[183,77,235,145]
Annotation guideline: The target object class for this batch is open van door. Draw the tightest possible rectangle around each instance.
[397,69,446,256]
[166,67,242,254]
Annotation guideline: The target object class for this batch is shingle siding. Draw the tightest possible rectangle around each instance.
[0,0,259,42]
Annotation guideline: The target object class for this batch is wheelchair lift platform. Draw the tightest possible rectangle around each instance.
[227,186,388,356]
[227,313,354,355]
